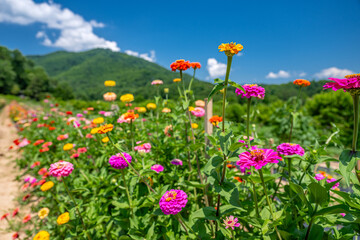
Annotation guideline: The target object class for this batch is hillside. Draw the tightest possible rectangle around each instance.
[28,49,215,100]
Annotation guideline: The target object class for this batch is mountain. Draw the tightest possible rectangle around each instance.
[28,49,215,100]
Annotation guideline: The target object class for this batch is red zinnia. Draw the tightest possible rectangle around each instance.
[1,213,9,220]
[190,62,201,69]
[12,232,19,239]
[66,111,73,115]
[22,214,31,223]
[170,59,191,72]
[12,208,19,217]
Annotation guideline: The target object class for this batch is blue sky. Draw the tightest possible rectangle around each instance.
[0,0,359,84]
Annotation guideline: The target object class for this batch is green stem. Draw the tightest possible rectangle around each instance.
[288,157,292,182]
[62,177,92,240]
[121,169,132,211]
[352,94,360,181]
[259,169,282,240]
[305,204,318,240]
[130,120,134,151]
[215,56,233,233]
[246,98,252,147]
[177,214,198,237]
[252,178,260,218]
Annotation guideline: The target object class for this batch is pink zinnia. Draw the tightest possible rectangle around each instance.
[77,147,87,153]
[314,173,325,181]
[276,143,305,156]
[191,107,205,117]
[223,215,241,230]
[42,142,53,148]
[151,80,163,85]
[159,189,188,215]
[170,159,183,166]
[49,161,74,177]
[109,153,132,169]
[134,143,151,153]
[151,164,164,173]
[235,84,265,99]
[238,136,254,148]
[237,147,281,170]
[327,178,340,190]
[323,77,360,92]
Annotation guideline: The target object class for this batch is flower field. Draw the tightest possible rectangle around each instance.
[2,43,360,240]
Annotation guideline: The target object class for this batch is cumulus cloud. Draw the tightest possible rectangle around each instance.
[299,72,307,77]
[207,58,227,79]
[266,70,291,79]
[0,0,120,52]
[124,50,156,62]
[314,67,354,79]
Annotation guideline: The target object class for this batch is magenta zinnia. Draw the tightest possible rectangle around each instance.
[323,74,360,93]
[276,143,305,156]
[49,161,74,177]
[235,84,265,99]
[223,215,241,230]
[159,189,188,215]
[109,153,132,169]
[237,147,281,170]
[151,164,164,173]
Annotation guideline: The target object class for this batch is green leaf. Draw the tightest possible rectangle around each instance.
[314,204,351,216]
[191,207,217,220]
[308,182,329,206]
[290,182,313,214]
[208,83,225,100]
[249,173,281,184]
[228,79,245,92]
[339,150,358,185]
[332,190,360,210]
[219,204,245,216]
[214,180,242,207]
[214,78,224,83]
[203,156,222,175]
[146,222,155,240]
[228,142,243,152]
[112,201,129,209]
[307,224,324,240]
[184,180,206,189]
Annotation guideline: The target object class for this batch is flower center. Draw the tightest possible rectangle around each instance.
[250,149,265,162]
[165,191,177,202]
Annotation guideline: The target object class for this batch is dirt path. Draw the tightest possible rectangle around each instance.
[0,105,21,239]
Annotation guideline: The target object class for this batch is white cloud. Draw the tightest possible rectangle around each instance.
[266,70,291,79]
[299,72,307,77]
[207,58,227,79]
[124,50,156,62]
[314,67,354,79]
[0,0,120,52]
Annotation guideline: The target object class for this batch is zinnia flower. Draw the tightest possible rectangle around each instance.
[276,143,305,156]
[170,59,191,72]
[93,117,104,124]
[12,208,19,217]
[218,42,244,56]
[146,103,157,110]
[190,62,201,69]
[323,74,360,93]
[173,78,181,82]
[151,164,164,173]
[209,115,223,127]
[235,84,265,99]
[134,143,151,153]
[159,189,188,215]
[223,215,241,230]
[1,213,9,220]
[49,161,74,177]
[63,143,73,151]
[151,80,163,85]
[33,230,50,240]
[23,214,31,223]
[57,134,69,141]
[191,107,205,117]
[170,159,183,166]
[38,208,49,219]
[103,92,117,101]
[162,108,171,113]
[120,94,134,103]
[164,125,173,137]
[195,100,205,108]
[97,124,114,134]
[104,80,116,87]
[237,147,281,170]
[40,181,54,192]
[136,107,147,113]
[57,212,70,225]
[109,153,132,169]
[191,123,198,129]
[102,137,109,143]
[117,112,139,123]
[12,232,19,240]
[33,139,45,146]
[293,79,311,87]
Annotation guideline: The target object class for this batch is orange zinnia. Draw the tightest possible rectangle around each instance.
[170,59,191,72]
[97,124,114,134]
[123,112,139,120]
[218,42,244,56]
[293,79,311,87]
[190,62,201,69]
[209,115,223,126]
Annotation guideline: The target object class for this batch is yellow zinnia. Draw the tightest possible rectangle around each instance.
[38,208,50,219]
[164,88,169,94]
[57,212,70,225]
[146,103,157,110]
[63,143,73,151]
[90,127,100,134]
[104,80,116,87]
[102,137,109,143]
[173,78,181,82]
[218,42,244,56]
[137,107,147,113]
[120,94,134,103]
[92,117,104,124]
[97,124,114,134]
[33,230,50,240]
[40,181,54,192]
[191,123,199,129]
[189,106,195,112]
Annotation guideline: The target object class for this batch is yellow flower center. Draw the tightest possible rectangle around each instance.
[165,191,177,202]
